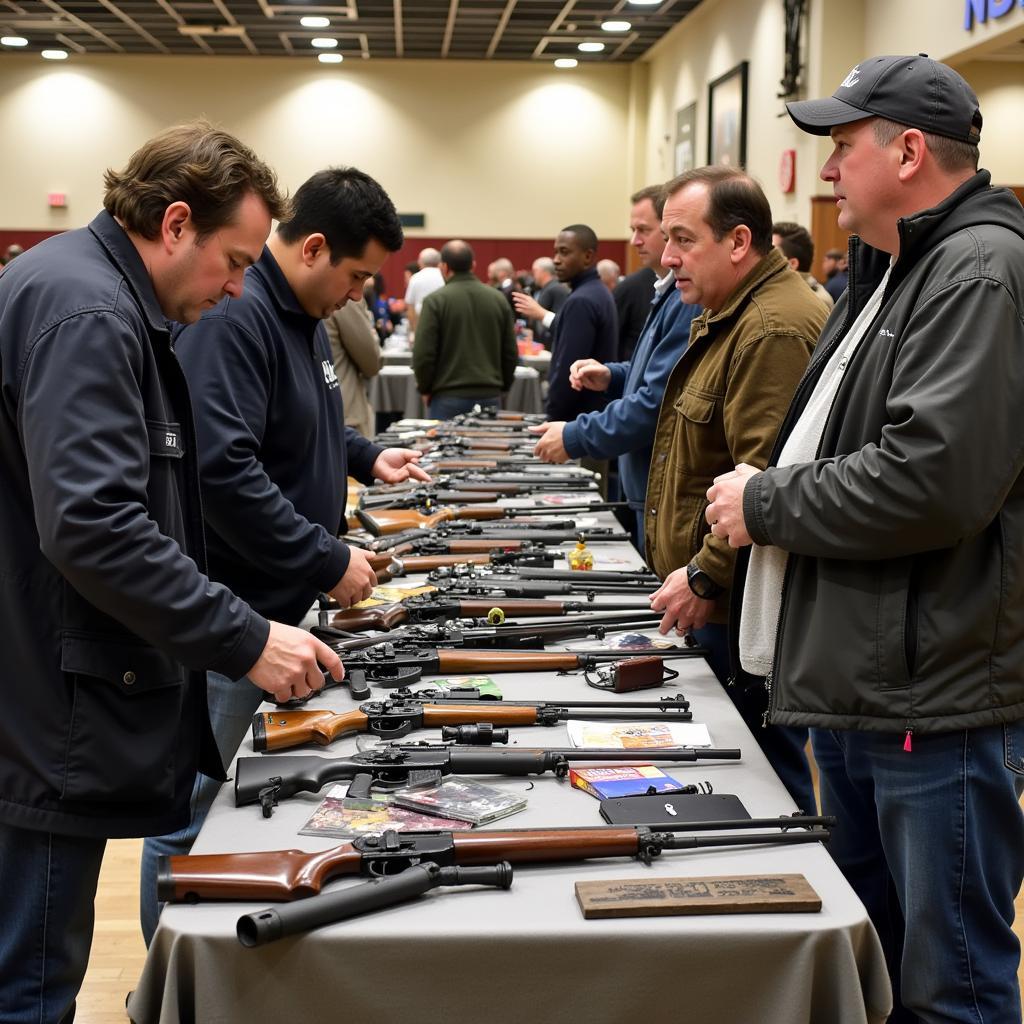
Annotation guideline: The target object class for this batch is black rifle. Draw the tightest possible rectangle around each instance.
[237,742,736,815]
[364,525,629,554]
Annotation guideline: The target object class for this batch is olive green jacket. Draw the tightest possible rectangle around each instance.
[644,248,828,621]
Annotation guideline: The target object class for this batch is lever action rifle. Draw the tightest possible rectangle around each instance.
[372,551,561,582]
[331,595,654,632]
[364,525,628,554]
[236,741,736,815]
[423,577,659,599]
[361,473,597,497]
[356,502,627,538]
[252,692,695,752]
[158,816,836,904]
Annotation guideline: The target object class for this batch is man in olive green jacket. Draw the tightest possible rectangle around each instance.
[645,166,828,813]
[412,239,518,419]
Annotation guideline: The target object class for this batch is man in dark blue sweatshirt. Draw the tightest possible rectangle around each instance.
[531,186,698,546]
[542,224,619,422]
[139,168,428,942]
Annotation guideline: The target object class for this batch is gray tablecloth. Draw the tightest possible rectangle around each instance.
[370,365,544,422]
[128,530,891,1024]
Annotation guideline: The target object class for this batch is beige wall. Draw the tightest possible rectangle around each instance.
[0,54,634,237]
[640,0,1024,226]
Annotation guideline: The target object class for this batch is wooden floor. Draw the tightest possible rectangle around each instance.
[78,811,1024,1023]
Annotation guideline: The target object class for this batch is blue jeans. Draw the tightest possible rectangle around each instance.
[692,621,816,816]
[813,724,1024,1023]
[139,671,264,945]
[0,823,106,1023]
[427,394,499,419]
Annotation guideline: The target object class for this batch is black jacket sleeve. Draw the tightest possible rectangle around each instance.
[18,311,269,678]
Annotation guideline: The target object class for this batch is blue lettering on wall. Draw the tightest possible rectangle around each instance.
[965,0,1021,30]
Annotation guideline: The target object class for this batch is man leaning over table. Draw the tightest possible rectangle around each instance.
[644,166,828,818]
[140,166,428,944]
[707,54,1024,1023]
[0,122,346,1024]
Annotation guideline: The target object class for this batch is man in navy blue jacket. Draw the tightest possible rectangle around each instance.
[532,186,698,544]
[0,123,347,1024]
[139,168,428,943]
[541,224,619,422]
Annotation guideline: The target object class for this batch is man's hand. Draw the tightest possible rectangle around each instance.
[706,463,761,548]
[512,292,547,322]
[248,621,343,704]
[372,448,431,483]
[569,358,612,393]
[649,567,716,635]
[328,546,377,607]
[529,421,570,463]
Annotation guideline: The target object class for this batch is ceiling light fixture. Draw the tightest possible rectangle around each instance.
[627,0,662,5]
[301,16,331,28]
[578,41,605,52]
[311,37,338,48]
[1,36,29,47]
[601,20,631,31]
[554,58,578,68]
[41,49,68,60]
[318,52,344,64]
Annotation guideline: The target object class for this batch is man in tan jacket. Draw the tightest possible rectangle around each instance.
[324,295,382,439]
[646,166,828,813]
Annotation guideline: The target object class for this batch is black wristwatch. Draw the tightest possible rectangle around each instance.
[686,561,725,600]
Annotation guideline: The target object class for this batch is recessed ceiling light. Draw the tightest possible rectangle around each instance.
[318,52,344,64]
[311,37,338,48]
[1,36,29,47]
[601,20,631,31]
[627,0,662,5]
[578,41,605,52]
[301,16,330,28]
[554,58,578,69]
[41,49,68,60]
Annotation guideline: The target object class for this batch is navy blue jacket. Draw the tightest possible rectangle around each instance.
[546,268,618,421]
[0,212,267,838]
[563,277,697,510]
[175,248,383,626]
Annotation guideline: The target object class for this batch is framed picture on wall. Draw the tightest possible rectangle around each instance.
[707,61,748,168]
[674,102,698,175]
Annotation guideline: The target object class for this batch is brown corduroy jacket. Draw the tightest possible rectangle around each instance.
[644,248,828,622]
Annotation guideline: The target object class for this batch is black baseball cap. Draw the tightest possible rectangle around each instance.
[786,54,982,145]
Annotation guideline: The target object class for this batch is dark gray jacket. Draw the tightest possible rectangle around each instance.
[0,212,269,838]
[735,171,1024,734]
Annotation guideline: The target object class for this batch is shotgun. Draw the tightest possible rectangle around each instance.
[158,816,836,903]
[237,741,735,815]
[365,526,628,553]
[373,551,562,582]
[252,692,696,752]
[330,596,654,632]
[356,502,627,537]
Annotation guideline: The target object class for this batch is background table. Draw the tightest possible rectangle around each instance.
[369,364,544,424]
[127,522,890,1024]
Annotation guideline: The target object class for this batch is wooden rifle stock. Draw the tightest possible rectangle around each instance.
[159,828,644,902]
[359,507,509,536]
[331,602,411,631]
[435,649,585,673]
[253,708,370,751]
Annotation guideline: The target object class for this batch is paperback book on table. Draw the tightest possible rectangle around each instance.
[569,765,684,800]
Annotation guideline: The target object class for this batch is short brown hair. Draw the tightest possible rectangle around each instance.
[872,117,979,174]
[631,184,668,220]
[665,167,773,255]
[103,120,288,241]
[772,221,815,272]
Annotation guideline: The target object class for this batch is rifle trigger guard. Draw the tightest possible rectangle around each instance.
[551,755,570,779]
[368,665,424,689]
[258,779,282,819]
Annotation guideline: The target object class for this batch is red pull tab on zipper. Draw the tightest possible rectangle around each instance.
[903,730,913,752]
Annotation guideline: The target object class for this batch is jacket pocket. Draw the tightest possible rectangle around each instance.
[673,390,715,427]
[876,558,913,690]
[60,631,184,803]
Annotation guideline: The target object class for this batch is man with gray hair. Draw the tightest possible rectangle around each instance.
[404,246,445,331]
[526,256,568,348]
[708,55,1024,1020]
[597,258,621,292]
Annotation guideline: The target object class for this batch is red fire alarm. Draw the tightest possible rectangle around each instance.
[778,150,796,194]
[47,192,67,208]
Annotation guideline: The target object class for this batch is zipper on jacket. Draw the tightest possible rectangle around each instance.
[903,725,913,752]
[761,670,773,727]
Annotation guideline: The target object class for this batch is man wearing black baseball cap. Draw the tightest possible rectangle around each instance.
[706,55,1024,1023]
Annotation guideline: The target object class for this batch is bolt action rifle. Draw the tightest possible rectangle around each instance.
[252,692,696,752]
[157,816,837,916]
